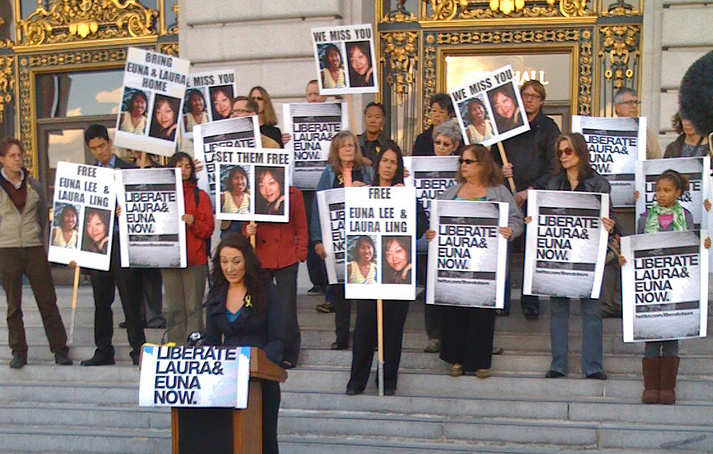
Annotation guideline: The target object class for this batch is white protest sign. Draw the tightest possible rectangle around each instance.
[181,69,237,141]
[622,230,708,342]
[116,168,186,268]
[284,102,347,190]
[214,147,291,223]
[636,157,711,230]
[426,200,508,309]
[344,186,416,300]
[139,346,251,409]
[311,24,378,96]
[114,47,190,157]
[450,64,530,147]
[524,190,609,299]
[403,156,459,219]
[48,162,117,271]
[194,116,262,207]
[317,188,346,284]
[572,115,647,208]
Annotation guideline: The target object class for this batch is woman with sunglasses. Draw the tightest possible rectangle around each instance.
[424,144,524,378]
[537,133,617,380]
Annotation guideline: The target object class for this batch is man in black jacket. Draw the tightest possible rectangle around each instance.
[80,124,146,366]
[495,81,560,320]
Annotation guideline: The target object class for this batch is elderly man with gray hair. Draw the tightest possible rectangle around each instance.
[613,87,662,159]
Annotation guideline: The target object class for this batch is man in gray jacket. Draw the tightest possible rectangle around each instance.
[0,137,71,368]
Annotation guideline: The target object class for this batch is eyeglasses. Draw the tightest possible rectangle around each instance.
[251,96,263,101]
[556,147,574,157]
[617,100,640,107]
[458,158,478,165]
[522,93,542,100]
[231,108,253,115]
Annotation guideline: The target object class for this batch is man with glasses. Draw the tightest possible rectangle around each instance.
[497,80,560,320]
[613,87,662,159]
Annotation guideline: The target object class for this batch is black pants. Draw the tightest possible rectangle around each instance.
[89,236,146,357]
[440,306,496,372]
[138,268,163,323]
[330,284,351,347]
[347,300,409,391]
[266,263,300,364]
[262,381,281,454]
[303,190,328,287]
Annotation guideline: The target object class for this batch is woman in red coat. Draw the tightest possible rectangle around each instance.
[244,185,308,368]
[163,152,215,343]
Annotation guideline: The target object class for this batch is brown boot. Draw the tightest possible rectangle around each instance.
[659,356,680,405]
[641,357,661,404]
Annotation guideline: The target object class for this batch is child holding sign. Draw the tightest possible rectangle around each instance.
[621,169,711,404]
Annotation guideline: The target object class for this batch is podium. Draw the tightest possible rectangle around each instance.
[170,348,287,454]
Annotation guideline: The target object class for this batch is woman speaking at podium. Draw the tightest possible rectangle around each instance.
[205,232,287,454]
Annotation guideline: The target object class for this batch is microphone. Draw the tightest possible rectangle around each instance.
[160,298,212,345]
[679,50,713,136]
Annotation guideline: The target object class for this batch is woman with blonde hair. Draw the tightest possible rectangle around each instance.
[249,86,285,146]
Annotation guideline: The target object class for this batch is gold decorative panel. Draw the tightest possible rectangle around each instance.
[17,0,158,47]
[421,0,593,21]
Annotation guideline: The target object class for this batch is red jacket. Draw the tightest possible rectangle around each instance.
[242,186,308,270]
[183,181,215,266]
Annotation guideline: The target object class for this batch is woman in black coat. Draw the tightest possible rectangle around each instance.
[205,232,287,454]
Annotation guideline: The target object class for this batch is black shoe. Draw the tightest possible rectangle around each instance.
[545,370,565,378]
[10,354,27,369]
[346,386,363,396]
[130,352,140,366]
[280,360,296,370]
[81,351,115,366]
[330,341,348,350]
[55,352,73,365]
[146,318,167,329]
[307,286,322,294]
[383,388,395,396]
[316,302,335,313]
[586,371,607,380]
[118,321,127,329]
[523,308,539,320]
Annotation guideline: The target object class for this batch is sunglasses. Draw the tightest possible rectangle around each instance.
[251,96,264,101]
[556,147,574,157]
[458,158,478,165]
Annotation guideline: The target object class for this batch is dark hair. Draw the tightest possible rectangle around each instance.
[84,124,110,145]
[383,236,410,270]
[373,141,404,186]
[211,86,232,102]
[319,43,343,69]
[0,137,24,157]
[351,235,376,263]
[186,89,206,114]
[464,97,487,124]
[364,102,385,117]
[553,133,592,181]
[81,208,110,252]
[257,167,284,195]
[224,165,249,193]
[657,169,690,193]
[671,112,684,135]
[430,93,455,116]
[128,91,148,114]
[231,96,258,115]
[168,151,196,184]
[210,233,268,315]
[456,144,504,187]
[521,80,546,101]
[57,204,79,229]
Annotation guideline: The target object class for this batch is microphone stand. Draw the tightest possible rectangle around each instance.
[160,299,212,345]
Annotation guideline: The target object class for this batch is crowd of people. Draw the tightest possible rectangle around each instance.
[0,76,709,454]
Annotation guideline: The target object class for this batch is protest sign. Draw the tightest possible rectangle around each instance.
[523,190,609,299]
[403,156,459,219]
[621,230,708,342]
[181,69,237,140]
[194,116,262,207]
[572,115,647,208]
[450,65,530,147]
[311,24,378,96]
[636,156,711,230]
[426,200,508,309]
[116,168,186,268]
[139,345,251,408]
[344,186,416,300]
[214,147,291,223]
[317,188,346,284]
[47,162,117,271]
[284,102,347,189]
[114,47,190,157]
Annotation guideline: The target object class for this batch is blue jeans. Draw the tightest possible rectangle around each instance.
[549,297,603,376]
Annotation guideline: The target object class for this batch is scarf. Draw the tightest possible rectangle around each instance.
[644,201,687,233]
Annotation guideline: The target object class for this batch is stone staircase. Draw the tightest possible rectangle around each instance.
[1,280,713,453]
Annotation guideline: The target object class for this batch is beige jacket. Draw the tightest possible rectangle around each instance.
[0,173,47,248]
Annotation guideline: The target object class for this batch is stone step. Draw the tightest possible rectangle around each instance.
[0,425,169,454]
[0,403,170,430]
